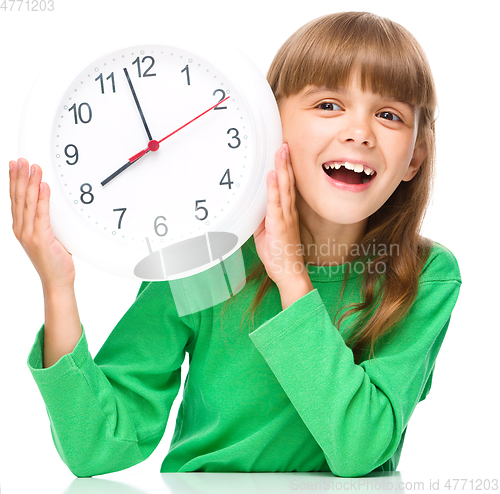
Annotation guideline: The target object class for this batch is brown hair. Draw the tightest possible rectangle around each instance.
[244,12,437,364]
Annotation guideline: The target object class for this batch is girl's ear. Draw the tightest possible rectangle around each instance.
[402,141,427,182]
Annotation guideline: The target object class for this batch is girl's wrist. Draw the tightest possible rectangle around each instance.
[42,279,76,299]
[277,274,314,310]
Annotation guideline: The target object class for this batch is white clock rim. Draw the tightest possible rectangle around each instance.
[18,39,282,281]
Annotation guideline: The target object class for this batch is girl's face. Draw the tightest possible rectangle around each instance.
[279,73,426,230]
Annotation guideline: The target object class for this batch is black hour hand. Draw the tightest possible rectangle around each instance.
[101,148,150,186]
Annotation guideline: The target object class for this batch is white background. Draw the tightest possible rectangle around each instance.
[1,0,499,492]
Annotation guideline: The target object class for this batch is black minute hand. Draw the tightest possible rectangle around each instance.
[123,67,153,141]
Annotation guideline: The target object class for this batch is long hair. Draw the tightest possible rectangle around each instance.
[244,12,437,364]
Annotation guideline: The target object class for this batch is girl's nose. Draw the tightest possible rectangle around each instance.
[338,114,375,147]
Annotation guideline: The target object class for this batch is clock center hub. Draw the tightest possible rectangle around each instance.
[148,140,160,152]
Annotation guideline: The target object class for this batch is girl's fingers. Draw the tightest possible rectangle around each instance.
[261,143,298,240]
[9,161,19,228]
[285,145,296,206]
[9,160,18,213]
[12,158,30,239]
[275,145,292,214]
[22,163,43,238]
[266,169,281,215]
[34,181,51,235]
[273,143,298,222]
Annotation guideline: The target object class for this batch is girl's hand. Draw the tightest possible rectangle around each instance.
[254,144,313,309]
[10,158,76,290]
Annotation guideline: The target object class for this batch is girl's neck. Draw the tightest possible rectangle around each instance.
[296,194,368,267]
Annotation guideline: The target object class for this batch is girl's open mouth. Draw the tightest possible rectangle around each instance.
[322,161,376,185]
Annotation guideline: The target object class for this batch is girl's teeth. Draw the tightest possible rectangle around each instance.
[324,162,375,176]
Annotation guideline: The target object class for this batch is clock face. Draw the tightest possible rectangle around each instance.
[53,45,259,273]
[19,42,281,280]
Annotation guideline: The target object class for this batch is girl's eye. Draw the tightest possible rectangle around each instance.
[318,102,341,111]
[376,111,401,121]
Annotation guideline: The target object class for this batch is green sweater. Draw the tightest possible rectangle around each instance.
[27,237,461,478]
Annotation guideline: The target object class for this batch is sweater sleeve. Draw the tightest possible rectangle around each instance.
[27,281,194,477]
[248,247,461,478]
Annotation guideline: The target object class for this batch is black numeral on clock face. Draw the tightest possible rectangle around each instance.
[80,183,94,204]
[113,208,127,229]
[220,169,233,189]
[227,128,241,149]
[213,89,227,110]
[195,200,208,221]
[64,144,79,165]
[95,72,116,94]
[69,103,92,124]
[132,56,156,77]
[154,216,168,236]
[181,64,191,86]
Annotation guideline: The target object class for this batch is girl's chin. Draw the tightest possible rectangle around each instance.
[296,188,377,229]
[299,204,371,230]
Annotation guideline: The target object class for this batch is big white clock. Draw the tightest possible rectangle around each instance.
[19,42,281,282]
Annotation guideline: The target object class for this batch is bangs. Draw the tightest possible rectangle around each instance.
[268,12,436,110]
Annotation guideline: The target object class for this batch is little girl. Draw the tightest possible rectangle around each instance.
[9,12,461,478]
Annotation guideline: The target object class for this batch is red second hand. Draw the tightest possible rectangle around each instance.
[104,96,231,187]
[158,96,230,144]
[126,96,230,163]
